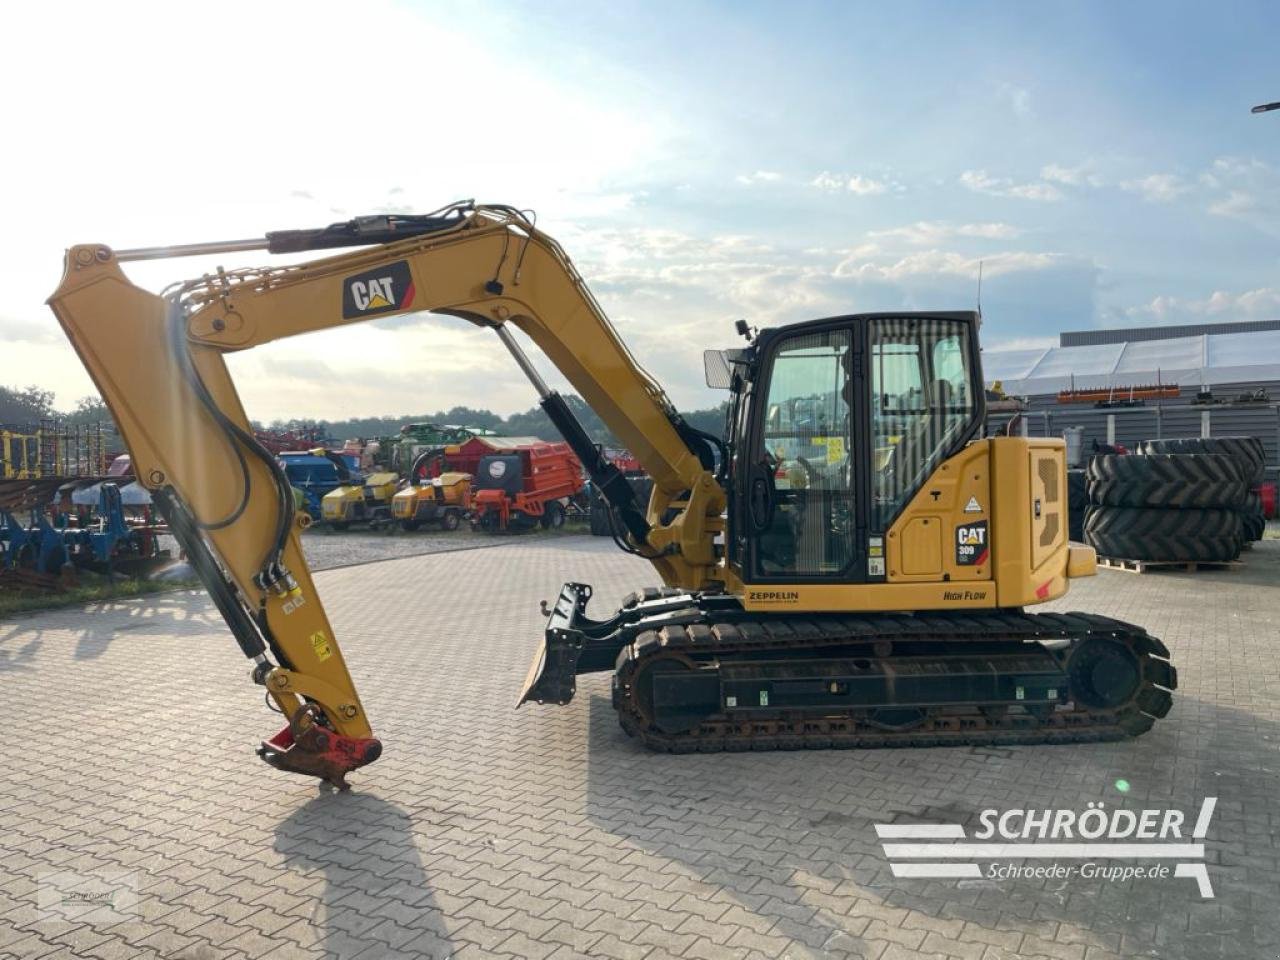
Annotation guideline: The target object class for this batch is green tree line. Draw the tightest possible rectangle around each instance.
[261,396,731,447]
[2,382,730,448]
[0,385,110,429]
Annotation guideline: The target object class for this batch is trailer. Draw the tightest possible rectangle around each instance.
[467,439,584,531]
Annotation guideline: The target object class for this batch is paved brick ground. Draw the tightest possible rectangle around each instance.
[299,526,585,573]
[2,536,1277,960]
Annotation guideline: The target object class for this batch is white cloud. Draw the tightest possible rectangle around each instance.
[1199,156,1279,232]
[0,0,685,419]
[847,174,889,196]
[834,248,1065,282]
[1119,173,1188,203]
[870,221,1021,245]
[1207,190,1257,219]
[810,171,891,195]
[1040,163,1105,188]
[735,170,783,185]
[1,316,62,345]
[1000,84,1034,119]
[1118,287,1280,325]
[959,170,1062,202]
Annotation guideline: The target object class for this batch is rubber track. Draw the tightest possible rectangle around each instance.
[612,609,1176,752]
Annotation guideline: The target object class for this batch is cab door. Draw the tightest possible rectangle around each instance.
[743,323,865,583]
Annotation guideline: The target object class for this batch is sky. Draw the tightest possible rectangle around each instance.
[2,0,1277,421]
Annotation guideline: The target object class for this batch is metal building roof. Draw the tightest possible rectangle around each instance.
[1059,317,1280,346]
[983,328,1280,396]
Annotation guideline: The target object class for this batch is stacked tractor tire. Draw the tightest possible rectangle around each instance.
[1067,469,1087,541]
[1083,436,1267,563]
[589,475,654,537]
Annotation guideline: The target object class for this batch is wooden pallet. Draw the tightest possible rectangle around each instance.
[1097,555,1243,574]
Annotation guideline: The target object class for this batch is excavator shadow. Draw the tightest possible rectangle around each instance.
[0,590,218,668]
[274,791,453,959]
[583,691,1280,960]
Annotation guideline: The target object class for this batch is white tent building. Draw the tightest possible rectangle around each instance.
[983,327,1280,398]
[980,321,1280,477]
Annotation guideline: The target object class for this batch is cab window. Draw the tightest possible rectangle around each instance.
[753,329,856,577]
[870,318,975,531]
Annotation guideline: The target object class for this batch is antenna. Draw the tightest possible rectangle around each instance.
[976,260,984,317]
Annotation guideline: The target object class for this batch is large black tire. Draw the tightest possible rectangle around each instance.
[1241,511,1266,542]
[1084,506,1242,561]
[1087,454,1247,509]
[1067,469,1087,541]
[439,510,461,532]
[589,490,612,536]
[588,476,654,537]
[540,500,566,529]
[1137,437,1266,483]
[1241,491,1265,542]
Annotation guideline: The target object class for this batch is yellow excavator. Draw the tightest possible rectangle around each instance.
[49,201,1175,788]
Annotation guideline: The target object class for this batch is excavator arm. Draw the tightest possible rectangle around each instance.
[48,202,726,788]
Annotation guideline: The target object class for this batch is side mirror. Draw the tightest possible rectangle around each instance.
[703,348,747,390]
[703,349,732,389]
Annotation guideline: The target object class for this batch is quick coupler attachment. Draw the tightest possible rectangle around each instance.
[257,703,382,791]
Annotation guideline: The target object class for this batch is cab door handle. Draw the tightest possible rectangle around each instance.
[748,464,775,532]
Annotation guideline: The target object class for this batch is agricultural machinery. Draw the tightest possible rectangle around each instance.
[277,450,356,518]
[391,471,471,531]
[320,471,400,529]
[469,440,583,531]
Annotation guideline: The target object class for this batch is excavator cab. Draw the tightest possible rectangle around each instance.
[726,313,982,586]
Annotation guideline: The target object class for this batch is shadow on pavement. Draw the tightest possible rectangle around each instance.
[0,591,219,665]
[274,790,453,959]
[585,690,1280,960]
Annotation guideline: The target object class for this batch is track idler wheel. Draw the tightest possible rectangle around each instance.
[1066,638,1142,710]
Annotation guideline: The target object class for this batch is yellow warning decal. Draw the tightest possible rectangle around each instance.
[310,630,333,662]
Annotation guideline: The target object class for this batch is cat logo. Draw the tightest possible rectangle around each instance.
[351,276,395,311]
[955,520,989,566]
[342,260,415,319]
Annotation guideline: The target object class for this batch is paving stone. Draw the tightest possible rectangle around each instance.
[3,537,1276,960]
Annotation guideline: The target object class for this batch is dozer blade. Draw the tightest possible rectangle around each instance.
[517,583,590,706]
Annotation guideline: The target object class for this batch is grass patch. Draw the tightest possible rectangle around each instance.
[0,574,204,618]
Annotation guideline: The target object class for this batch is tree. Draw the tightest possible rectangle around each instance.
[0,385,56,427]
[63,396,112,425]
[681,402,729,441]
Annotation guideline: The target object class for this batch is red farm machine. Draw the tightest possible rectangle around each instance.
[407,435,584,532]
